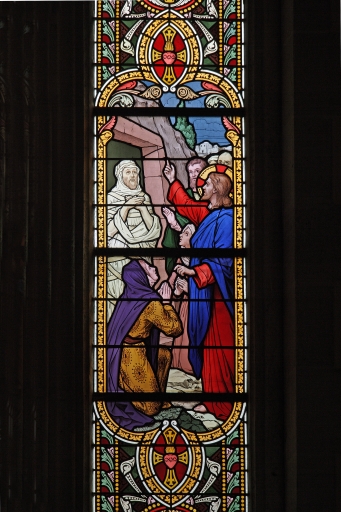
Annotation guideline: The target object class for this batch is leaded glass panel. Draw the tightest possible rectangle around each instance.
[93,1,247,510]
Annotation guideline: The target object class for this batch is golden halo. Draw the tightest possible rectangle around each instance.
[196,164,233,197]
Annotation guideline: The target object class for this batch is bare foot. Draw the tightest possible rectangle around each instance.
[162,402,172,409]
[193,404,208,413]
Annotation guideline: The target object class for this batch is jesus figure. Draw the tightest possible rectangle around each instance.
[163,161,235,420]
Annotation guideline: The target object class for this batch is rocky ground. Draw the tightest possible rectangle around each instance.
[134,369,223,432]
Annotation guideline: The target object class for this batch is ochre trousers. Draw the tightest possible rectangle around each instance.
[118,340,171,416]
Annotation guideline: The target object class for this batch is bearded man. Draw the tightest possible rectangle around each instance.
[107,160,161,316]
[163,162,235,421]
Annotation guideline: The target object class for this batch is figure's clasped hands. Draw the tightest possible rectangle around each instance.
[174,277,188,295]
[158,281,172,303]
[125,195,145,210]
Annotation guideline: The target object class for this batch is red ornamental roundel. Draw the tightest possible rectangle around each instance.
[152,428,189,489]
[151,26,187,87]
[137,422,205,506]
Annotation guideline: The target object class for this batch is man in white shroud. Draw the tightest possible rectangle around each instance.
[107,159,161,317]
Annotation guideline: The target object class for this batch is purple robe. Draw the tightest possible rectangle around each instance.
[106,260,161,429]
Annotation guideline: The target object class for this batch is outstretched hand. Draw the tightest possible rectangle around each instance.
[163,161,176,184]
[162,207,181,231]
[175,265,196,277]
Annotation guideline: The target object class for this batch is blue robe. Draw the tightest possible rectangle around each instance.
[188,208,234,379]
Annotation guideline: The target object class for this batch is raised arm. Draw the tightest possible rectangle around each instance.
[168,181,209,226]
[163,162,209,226]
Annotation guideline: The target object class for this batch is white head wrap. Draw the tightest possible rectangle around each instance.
[183,223,196,236]
[112,160,143,196]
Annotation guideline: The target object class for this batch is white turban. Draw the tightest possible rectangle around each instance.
[184,223,196,236]
[112,160,143,196]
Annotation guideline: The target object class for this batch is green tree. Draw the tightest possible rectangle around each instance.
[174,101,197,149]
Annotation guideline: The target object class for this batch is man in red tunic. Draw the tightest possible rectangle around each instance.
[163,162,235,420]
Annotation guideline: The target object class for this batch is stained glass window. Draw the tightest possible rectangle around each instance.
[93,0,247,510]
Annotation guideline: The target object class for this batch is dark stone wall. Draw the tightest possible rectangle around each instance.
[248,0,341,510]
[281,0,341,510]
[0,3,92,511]
[0,1,340,511]
[248,0,285,510]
